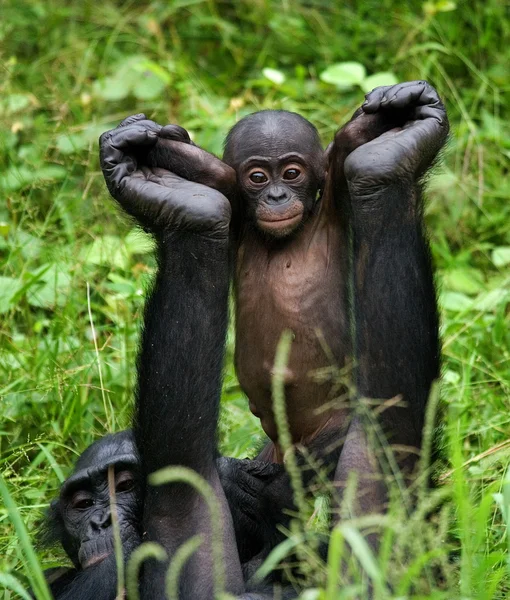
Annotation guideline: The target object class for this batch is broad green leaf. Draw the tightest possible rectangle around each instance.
[81,235,130,269]
[15,229,43,260]
[361,71,398,93]
[443,369,461,384]
[492,246,510,267]
[1,93,33,116]
[56,124,108,155]
[26,263,72,309]
[262,68,286,85]
[0,165,66,192]
[94,75,131,101]
[56,132,88,154]
[320,62,366,89]
[474,288,509,312]
[440,291,473,312]
[0,276,21,313]
[133,73,167,100]
[443,267,484,295]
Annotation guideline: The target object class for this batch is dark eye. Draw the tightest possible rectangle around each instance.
[115,471,135,494]
[249,171,268,184]
[283,168,300,180]
[70,494,94,510]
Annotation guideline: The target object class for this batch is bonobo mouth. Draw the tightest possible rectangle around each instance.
[79,536,113,570]
[82,552,111,569]
[258,213,302,234]
[257,206,304,237]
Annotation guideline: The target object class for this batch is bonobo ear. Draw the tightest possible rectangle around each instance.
[38,498,65,548]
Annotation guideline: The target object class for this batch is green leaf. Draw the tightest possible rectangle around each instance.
[262,68,286,85]
[0,165,66,192]
[0,276,21,314]
[94,56,172,102]
[474,288,509,312]
[26,263,72,309]
[94,75,132,101]
[443,267,484,295]
[56,132,88,154]
[492,246,510,267]
[360,71,398,93]
[320,62,366,89]
[81,235,130,269]
[440,291,473,312]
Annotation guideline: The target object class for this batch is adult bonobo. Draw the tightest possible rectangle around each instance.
[99,116,296,599]
[39,430,292,599]
[139,80,448,521]
[39,431,140,600]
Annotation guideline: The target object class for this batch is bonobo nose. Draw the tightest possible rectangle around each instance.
[91,510,112,530]
[266,187,289,204]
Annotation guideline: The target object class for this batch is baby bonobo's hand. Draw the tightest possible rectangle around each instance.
[146,132,237,199]
[344,81,449,194]
[99,114,231,238]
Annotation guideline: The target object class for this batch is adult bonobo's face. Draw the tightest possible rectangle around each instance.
[224,110,324,238]
[43,431,140,570]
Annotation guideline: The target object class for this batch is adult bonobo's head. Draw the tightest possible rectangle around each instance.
[41,430,140,571]
[223,110,324,238]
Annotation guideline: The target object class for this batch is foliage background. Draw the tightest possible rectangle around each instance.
[0,0,509,597]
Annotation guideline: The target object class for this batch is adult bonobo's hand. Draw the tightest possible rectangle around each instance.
[343,81,449,194]
[99,114,231,238]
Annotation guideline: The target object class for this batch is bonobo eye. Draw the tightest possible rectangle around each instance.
[283,167,301,180]
[248,171,268,184]
[115,470,135,494]
[70,492,94,511]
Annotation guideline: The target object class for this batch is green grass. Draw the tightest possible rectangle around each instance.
[0,0,509,597]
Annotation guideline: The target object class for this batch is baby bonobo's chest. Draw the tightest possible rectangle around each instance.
[234,219,349,446]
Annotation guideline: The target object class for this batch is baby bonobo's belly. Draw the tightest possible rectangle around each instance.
[234,222,350,454]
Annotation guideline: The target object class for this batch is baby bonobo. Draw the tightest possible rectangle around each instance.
[128,81,448,523]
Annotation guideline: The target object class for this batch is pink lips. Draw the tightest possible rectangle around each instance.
[259,213,302,230]
[82,552,110,569]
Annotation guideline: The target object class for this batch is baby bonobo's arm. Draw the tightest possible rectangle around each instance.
[120,115,238,197]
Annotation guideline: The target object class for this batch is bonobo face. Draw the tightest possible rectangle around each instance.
[46,431,140,570]
[224,110,324,238]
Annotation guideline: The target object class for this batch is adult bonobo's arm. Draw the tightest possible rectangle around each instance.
[333,81,448,516]
[105,113,237,198]
[100,115,243,599]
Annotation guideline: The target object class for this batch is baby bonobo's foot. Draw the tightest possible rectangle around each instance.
[99,114,231,238]
[343,81,449,193]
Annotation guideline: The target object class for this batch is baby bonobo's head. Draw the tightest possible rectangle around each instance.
[223,110,324,238]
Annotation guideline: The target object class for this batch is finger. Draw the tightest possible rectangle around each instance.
[104,124,159,159]
[362,86,389,113]
[362,82,419,112]
[412,103,448,126]
[118,113,147,128]
[381,81,442,109]
[100,126,159,191]
[160,124,192,143]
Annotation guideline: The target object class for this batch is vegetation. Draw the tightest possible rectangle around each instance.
[0,0,509,597]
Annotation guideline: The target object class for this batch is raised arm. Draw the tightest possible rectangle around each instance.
[332,82,448,516]
[100,115,243,599]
